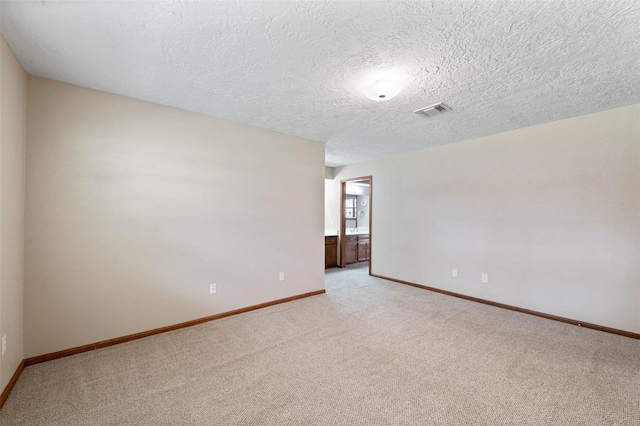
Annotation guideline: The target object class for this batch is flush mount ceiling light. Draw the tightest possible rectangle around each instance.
[363,79,402,101]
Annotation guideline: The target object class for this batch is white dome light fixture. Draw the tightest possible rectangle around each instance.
[363,79,402,101]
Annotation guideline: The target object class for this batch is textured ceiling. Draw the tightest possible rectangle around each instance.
[1,1,639,166]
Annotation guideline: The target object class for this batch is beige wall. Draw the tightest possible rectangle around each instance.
[0,36,27,392]
[324,178,339,233]
[324,167,334,180]
[332,104,640,334]
[25,77,325,357]
[356,195,369,229]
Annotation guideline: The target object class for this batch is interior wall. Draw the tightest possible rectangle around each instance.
[0,36,27,391]
[356,195,370,229]
[324,167,334,180]
[25,77,325,358]
[334,104,640,334]
[324,178,339,233]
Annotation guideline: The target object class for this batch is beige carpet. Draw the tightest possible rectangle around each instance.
[1,262,639,425]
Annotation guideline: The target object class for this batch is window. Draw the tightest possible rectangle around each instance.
[345,195,357,219]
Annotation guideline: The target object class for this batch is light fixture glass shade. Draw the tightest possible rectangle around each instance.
[363,79,401,101]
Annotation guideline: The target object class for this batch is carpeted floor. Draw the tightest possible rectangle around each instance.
[1,262,639,425]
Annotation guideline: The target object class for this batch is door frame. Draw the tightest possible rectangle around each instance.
[340,175,372,275]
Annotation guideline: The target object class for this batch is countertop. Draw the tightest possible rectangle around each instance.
[325,228,370,236]
[344,231,370,236]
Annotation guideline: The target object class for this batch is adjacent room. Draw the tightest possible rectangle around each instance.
[1,1,638,425]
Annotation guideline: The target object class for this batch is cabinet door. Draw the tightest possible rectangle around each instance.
[358,237,370,261]
[325,237,338,268]
[325,244,337,268]
[345,236,358,264]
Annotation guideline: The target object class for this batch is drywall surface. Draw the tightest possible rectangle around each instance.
[324,167,334,180]
[334,104,640,334]
[0,36,26,391]
[356,195,370,229]
[25,77,325,357]
[324,178,339,233]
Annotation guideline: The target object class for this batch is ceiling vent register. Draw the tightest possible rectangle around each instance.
[414,102,452,118]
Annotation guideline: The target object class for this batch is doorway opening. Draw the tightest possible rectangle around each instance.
[340,176,372,275]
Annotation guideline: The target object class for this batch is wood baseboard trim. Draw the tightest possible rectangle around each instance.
[24,289,326,367]
[371,274,640,340]
[0,360,25,409]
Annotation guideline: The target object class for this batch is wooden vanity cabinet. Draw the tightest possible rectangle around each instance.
[357,235,370,262]
[345,234,370,265]
[325,236,338,268]
[345,235,358,264]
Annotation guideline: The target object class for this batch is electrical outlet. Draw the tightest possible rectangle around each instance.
[1,335,6,355]
[452,269,458,278]
[209,283,217,294]
[279,272,285,281]
[481,273,489,283]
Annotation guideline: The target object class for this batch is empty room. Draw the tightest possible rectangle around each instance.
[0,1,639,425]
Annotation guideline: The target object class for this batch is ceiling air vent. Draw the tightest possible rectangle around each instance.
[414,102,452,118]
